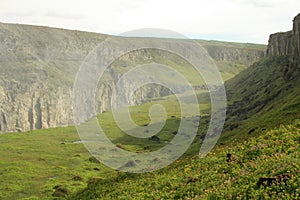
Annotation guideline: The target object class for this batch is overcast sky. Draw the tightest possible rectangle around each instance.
[0,0,299,44]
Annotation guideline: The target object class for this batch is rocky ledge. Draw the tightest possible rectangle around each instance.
[267,14,300,57]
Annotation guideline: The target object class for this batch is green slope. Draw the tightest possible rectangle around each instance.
[72,55,300,199]
[73,120,300,200]
[223,56,300,142]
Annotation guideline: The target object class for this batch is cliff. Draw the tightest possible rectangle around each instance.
[267,14,300,57]
[204,45,264,66]
[0,22,265,133]
[226,14,300,133]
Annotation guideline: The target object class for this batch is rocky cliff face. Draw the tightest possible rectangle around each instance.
[0,23,107,133]
[0,22,265,133]
[267,14,300,57]
[204,45,265,66]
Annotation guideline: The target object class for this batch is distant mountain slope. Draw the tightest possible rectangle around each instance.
[0,22,265,133]
[0,23,264,132]
[0,23,108,133]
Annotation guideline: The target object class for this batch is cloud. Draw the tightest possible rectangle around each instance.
[1,11,84,20]
[44,11,84,20]
[0,0,299,44]
[231,0,278,7]
[118,0,150,10]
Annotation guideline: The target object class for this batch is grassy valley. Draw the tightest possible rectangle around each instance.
[1,20,300,200]
[73,54,300,199]
[0,86,299,199]
[0,91,210,199]
[1,54,300,199]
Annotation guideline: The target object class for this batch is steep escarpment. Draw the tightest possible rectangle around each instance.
[0,23,107,133]
[225,14,300,135]
[267,14,300,57]
[0,22,265,133]
[204,45,265,66]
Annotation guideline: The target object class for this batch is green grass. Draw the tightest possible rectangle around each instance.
[222,56,300,143]
[73,120,300,199]
[0,126,117,199]
[98,91,210,151]
[0,91,211,199]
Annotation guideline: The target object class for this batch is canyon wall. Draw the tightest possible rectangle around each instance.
[204,45,265,66]
[0,22,265,133]
[267,14,300,57]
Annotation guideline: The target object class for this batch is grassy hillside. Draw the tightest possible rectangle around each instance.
[73,120,300,199]
[70,55,300,199]
[222,56,300,142]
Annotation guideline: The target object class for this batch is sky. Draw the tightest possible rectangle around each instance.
[0,0,299,44]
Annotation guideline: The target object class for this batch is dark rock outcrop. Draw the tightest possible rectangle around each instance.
[52,185,69,198]
[257,174,291,188]
[149,135,160,142]
[267,14,300,57]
